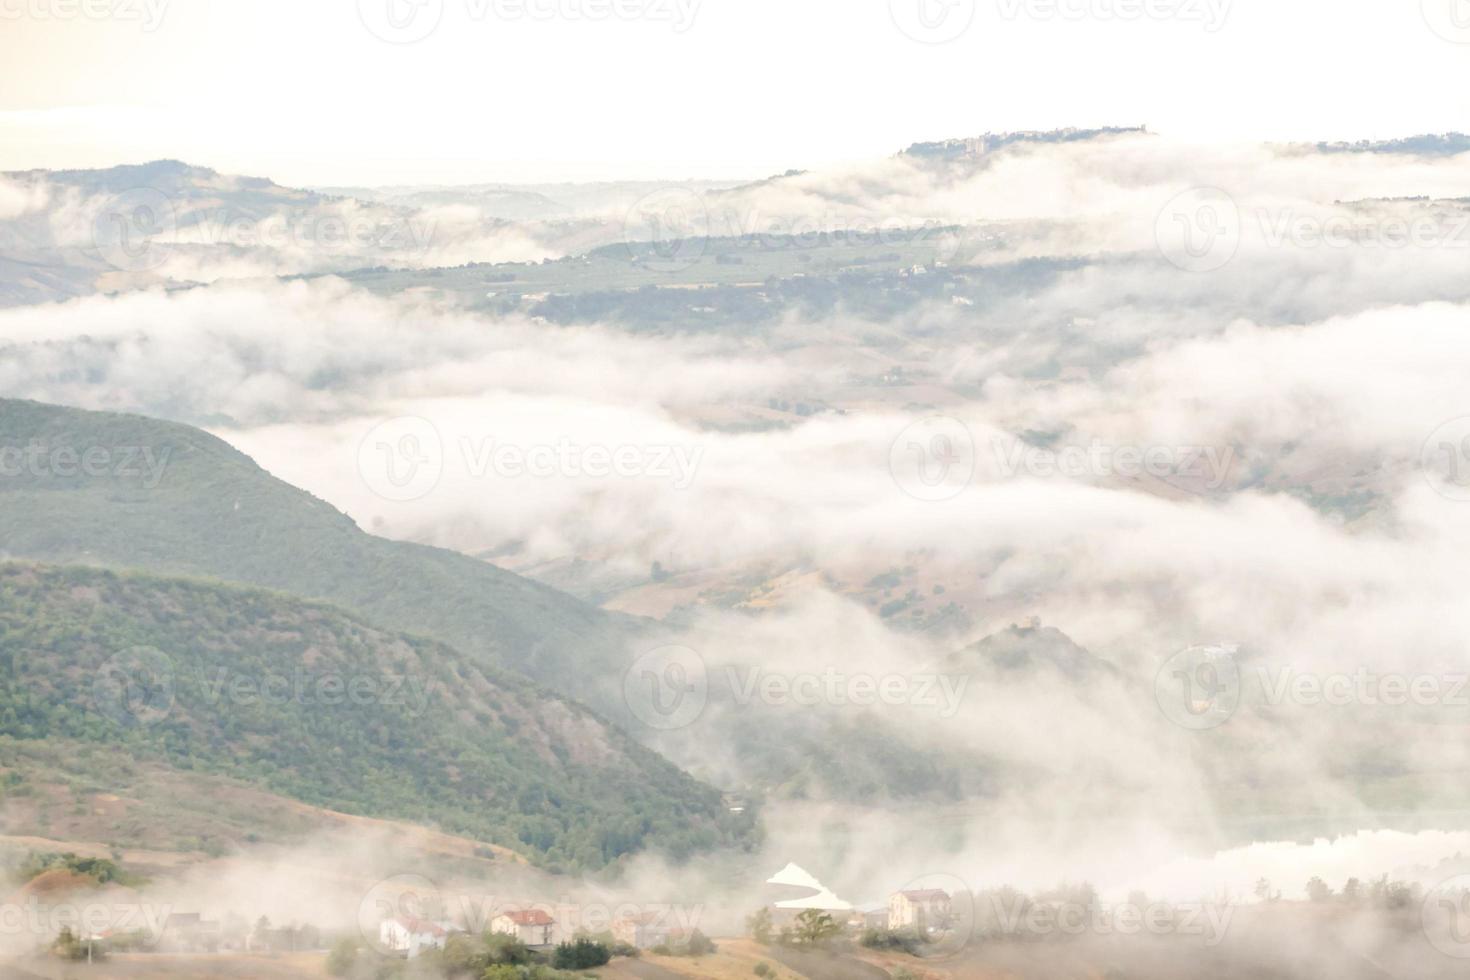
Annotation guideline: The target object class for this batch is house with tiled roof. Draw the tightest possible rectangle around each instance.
[379,916,453,958]
[490,908,556,948]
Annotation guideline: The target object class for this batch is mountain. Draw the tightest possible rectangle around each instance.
[0,562,754,871]
[901,127,1149,161]
[0,398,641,710]
[947,622,1124,682]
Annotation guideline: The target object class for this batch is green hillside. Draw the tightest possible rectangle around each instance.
[0,562,754,871]
[0,398,639,708]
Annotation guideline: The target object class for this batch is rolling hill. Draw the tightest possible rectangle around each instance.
[0,562,754,871]
[0,397,641,711]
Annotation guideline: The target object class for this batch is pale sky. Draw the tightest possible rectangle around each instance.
[1,0,1468,185]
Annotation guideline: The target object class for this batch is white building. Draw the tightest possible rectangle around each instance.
[888,889,952,933]
[490,909,556,948]
[379,917,451,958]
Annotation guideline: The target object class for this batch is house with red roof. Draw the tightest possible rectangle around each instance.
[379,916,453,958]
[490,907,556,948]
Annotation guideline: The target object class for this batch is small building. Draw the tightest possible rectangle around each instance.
[610,911,697,950]
[490,909,556,948]
[160,913,222,952]
[846,907,888,933]
[888,889,952,933]
[379,917,451,958]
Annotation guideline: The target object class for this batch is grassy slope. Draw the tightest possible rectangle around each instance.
[0,397,640,708]
[0,563,753,871]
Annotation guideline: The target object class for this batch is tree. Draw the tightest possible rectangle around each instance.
[553,937,611,969]
[747,907,773,944]
[325,937,359,977]
[793,909,841,946]
[1306,877,1333,903]
[686,929,716,956]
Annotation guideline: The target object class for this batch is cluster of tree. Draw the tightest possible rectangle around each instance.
[50,927,106,962]
[1259,875,1424,909]
[858,927,928,956]
[329,932,623,980]
[649,929,716,957]
[13,850,142,887]
[746,908,843,950]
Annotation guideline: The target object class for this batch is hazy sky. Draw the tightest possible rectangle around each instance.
[2,0,1469,185]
